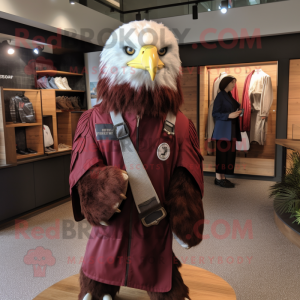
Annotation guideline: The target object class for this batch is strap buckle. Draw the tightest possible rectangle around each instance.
[113,122,129,140]
[141,207,167,227]
[163,120,175,135]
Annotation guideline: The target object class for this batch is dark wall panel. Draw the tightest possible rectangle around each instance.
[0,163,35,221]
[63,154,71,196]
[33,156,67,207]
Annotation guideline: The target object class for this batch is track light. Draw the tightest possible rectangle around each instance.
[1,40,15,55]
[69,0,79,4]
[136,12,141,20]
[220,0,228,14]
[192,4,198,19]
[33,45,44,55]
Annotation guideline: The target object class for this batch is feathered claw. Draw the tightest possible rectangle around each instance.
[77,165,129,226]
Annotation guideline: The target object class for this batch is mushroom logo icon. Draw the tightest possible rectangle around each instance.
[23,246,56,277]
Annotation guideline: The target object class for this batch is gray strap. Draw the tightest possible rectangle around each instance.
[98,99,175,226]
[163,111,176,135]
[110,110,163,222]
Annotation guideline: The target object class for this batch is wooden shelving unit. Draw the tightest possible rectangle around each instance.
[41,90,86,154]
[0,87,44,164]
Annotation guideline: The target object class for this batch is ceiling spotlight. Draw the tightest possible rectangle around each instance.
[221,0,228,13]
[136,11,141,21]
[69,0,75,4]
[33,45,44,55]
[8,48,15,55]
[192,4,198,19]
[1,40,15,55]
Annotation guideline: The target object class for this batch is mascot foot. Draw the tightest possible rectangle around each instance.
[83,293,112,300]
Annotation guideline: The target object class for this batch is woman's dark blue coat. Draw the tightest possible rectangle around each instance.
[211,90,242,141]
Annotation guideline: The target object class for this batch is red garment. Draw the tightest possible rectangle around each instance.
[231,85,239,102]
[240,70,254,131]
[69,104,204,292]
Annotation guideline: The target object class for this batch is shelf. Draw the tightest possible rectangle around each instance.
[45,148,71,155]
[58,148,72,152]
[54,90,85,92]
[17,152,44,160]
[39,89,85,92]
[56,109,86,113]
[36,70,83,76]
[275,139,300,152]
[3,88,40,92]
[6,122,42,127]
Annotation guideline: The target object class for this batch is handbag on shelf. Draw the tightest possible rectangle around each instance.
[236,131,250,151]
[43,125,54,147]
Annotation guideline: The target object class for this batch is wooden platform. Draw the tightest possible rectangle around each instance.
[33,264,236,300]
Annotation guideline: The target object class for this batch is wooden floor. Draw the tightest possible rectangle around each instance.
[34,264,236,300]
[203,155,275,176]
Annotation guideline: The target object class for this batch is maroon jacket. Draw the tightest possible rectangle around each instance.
[240,70,254,132]
[69,103,204,292]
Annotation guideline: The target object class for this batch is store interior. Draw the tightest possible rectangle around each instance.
[1,1,300,299]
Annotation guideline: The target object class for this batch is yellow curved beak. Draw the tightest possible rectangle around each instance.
[126,45,165,81]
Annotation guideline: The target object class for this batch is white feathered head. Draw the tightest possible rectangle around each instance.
[97,20,183,118]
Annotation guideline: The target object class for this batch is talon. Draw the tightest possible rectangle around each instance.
[120,193,127,199]
[113,202,120,209]
[100,221,108,226]
[121,170,128,179]
[116,209,121,213]
[103,295,112,300]
[83,293,92,300]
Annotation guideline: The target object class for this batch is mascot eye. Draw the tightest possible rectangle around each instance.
[124,46,135,55]
[158,47,167,56]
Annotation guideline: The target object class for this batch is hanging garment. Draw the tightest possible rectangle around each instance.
[248,69,273,145]
[69,104,204,293]
[240,70,255,132]
[10,94,36,123]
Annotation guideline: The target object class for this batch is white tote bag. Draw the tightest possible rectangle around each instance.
[43,125,54,147]
[236,131,250,151]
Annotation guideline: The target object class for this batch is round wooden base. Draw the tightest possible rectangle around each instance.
[34,264,236,300]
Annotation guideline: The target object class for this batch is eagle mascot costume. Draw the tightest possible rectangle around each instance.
[69,20,205,300]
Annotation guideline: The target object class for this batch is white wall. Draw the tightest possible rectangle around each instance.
[84,51,101,109]
[154,0,300,44]
[0,0,122,46]
[1,0,299,46]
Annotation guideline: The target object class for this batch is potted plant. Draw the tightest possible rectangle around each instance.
[270,151,300,225]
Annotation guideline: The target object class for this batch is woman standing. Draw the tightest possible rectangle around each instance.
[212,75,242,188]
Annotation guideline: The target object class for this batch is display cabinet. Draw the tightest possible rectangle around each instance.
[199,61,278,176]
[0,87,44,165]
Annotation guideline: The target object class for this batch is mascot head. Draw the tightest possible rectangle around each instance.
[97,20,183,118]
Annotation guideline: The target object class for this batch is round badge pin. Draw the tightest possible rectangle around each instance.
[157,143,170,161]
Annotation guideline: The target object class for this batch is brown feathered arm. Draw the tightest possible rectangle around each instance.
[164,166,204,248]
[77,164,128,227]
[69,109,128,227]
